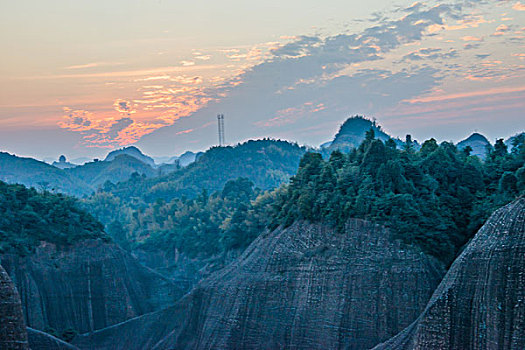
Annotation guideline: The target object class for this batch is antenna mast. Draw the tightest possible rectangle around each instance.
[217,114,225,146]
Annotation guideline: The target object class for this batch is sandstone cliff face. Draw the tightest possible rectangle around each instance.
[1,239,184,335]
[27,328,79,350]
[373,198,525,350]
[0,264,29,350]
[74,219,445,350]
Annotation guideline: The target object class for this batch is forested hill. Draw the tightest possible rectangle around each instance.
[0,152,157,197]
[324,116,403,153]
[104,146,156,167]
[0,181,107,255]
[98,139,306,204]
[272,130,525,264]
[83,130,523,268]
[0,152,91,196]
[64,154,157,188]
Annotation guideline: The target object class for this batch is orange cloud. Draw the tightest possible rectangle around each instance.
[462,36,483,41]
[21,65,220,80]
[65,63,100,70]
[404,85,525,104]
[493,24,510,36]
[176,129,194,135]
[513,2,525,11]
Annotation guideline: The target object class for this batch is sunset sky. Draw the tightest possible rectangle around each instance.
[1,0,524,160]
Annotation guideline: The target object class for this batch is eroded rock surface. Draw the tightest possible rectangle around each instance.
[75,219,444,350]
[0,263,29,349]
[374,198,525,350]
[27,328,79,350]
[1,239,184,335]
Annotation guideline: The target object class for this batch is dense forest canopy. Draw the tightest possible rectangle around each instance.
[0,181,107,255]
[272,130,525,263]
[83,129,524,265]
[94,139,306,205]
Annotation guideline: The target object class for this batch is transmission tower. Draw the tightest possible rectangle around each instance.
[217,114,225,146]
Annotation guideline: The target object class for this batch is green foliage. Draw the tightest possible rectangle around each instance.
[0,181,107,255]
[134,178,274,258]
[98,139,305,205]
[272,134,525,264]
[81,132,524,266]
[0,152,91,196]
[65,154,156,188]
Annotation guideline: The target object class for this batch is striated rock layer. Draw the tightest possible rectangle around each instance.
[1,239,184,335]
[0,263,29,349]
[27,328,79,350]
[374,198,525,350]
[75,219,444,350]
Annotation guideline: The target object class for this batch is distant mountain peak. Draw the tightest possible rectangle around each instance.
[104,146,155,167]
[457,132,490,159]
[463,132,489,142]
[327,116,401,152]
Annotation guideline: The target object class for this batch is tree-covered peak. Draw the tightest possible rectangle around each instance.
[326,116,402,153]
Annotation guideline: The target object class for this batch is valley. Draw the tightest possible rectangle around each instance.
[0,117,523,349]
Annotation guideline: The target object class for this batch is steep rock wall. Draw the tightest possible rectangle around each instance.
[75,219,445,350]
[27,328,79,350]
[0,263,29,349]
[2,239,184,334]
[374,198,525,350]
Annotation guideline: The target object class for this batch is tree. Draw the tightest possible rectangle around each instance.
[499,172,517,194]
[403,134,414,153]
[493,138,508,157]
[462,145,473,157]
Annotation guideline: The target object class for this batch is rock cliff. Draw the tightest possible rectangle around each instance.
[373,198,525,350]
[27,328,79,350]
[74,219,444,349]
[0,263,29,349]
[1,239,184,335]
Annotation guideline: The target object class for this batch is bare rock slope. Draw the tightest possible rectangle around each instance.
[0,263,29,349]
[374,198,525,350]
[1,239,184,335]
[27,328,79,350]
[75,219,445,350]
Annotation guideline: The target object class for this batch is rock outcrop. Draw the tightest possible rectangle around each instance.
[0,264,29,349]
[1,239,184,335]
[373,198,525,350]
[74,219,445,349]
[27,328,79,350]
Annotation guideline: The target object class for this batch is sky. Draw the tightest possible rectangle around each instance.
[1,0,524,161]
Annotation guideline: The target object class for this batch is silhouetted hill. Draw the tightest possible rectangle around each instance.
[456,132,490,159]
[65,154,156,189]
[0,152,91,196]
[325,116,402,153]
[104,146,155,167]
[52,155,76,169]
